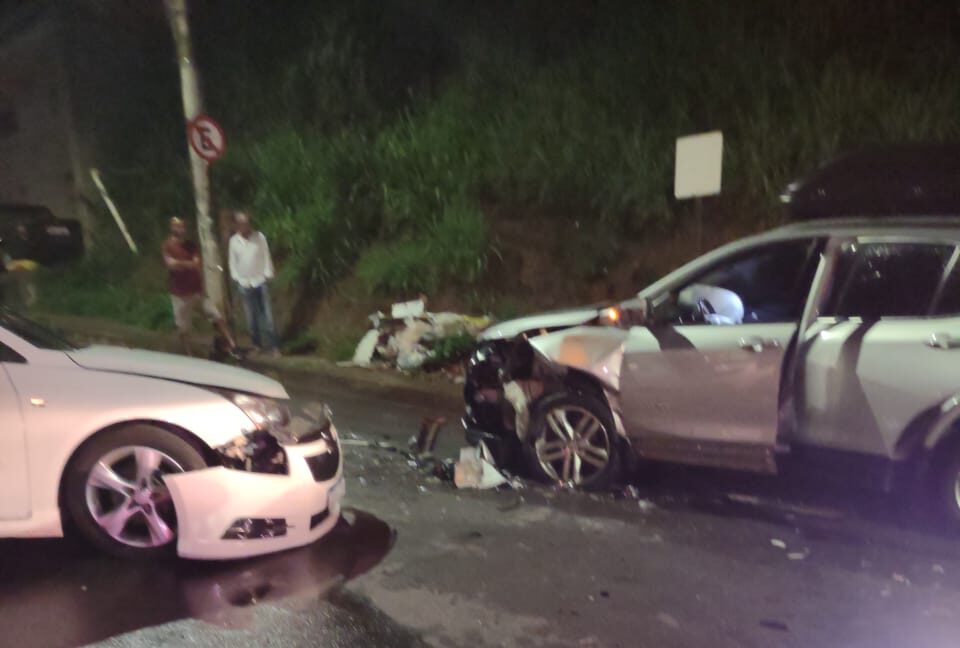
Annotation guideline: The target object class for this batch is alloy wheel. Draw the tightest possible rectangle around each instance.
[535,405,612,486]
[84,445,185,548]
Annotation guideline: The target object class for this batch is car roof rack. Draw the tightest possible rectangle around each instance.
[781,143,960,221]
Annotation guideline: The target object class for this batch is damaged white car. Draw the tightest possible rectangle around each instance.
[0,310,344,559]
[463,146,960,526]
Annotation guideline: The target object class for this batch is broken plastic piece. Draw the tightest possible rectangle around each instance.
[352,329,379,366]
[415,417,447,455]
[454,441,508,489]
[391,298,426,319]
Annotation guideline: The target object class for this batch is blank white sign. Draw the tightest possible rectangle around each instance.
[674,131,723,199]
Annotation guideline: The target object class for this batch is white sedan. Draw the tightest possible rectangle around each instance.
[0,309,345,560]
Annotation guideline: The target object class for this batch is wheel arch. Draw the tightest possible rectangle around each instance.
[890,395,960,491]
[57,419,219,512]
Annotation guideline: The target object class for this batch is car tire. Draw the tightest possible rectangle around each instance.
[64,424,207,560]
[933,449,960,532]
[524,390,621,491]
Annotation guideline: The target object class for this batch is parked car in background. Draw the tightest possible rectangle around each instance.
[463,144,960,527]
[0,309,344,559]
[0,203,83,266]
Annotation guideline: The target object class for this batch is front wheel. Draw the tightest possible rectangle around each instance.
[64,424,207,559]
[524,391,621,491]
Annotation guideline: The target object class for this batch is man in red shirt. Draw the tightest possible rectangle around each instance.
[162,216,236,357]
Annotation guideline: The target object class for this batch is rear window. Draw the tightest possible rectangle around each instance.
[825,242,954,318]
[932,253,960,315]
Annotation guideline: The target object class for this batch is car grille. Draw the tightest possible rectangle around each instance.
[305,445,340,482]
[309,509,329,530]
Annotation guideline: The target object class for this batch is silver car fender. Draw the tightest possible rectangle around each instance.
[527,326,629,392]
[527,326,630,439]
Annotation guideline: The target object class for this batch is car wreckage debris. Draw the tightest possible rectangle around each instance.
[346,297,492,372]
[454,442,509,489]
[415,416,447,455]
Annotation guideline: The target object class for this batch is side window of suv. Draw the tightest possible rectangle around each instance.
[932,251,960,316]
[825,242,954,319]
[691,238,820,323]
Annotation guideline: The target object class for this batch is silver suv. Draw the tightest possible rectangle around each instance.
[463,150,960,525]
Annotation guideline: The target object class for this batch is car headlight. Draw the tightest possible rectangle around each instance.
[597,306,623,327]
[231,393,291,432]
[210,392,293,474]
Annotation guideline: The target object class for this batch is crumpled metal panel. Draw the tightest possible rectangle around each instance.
[528,326,628,392]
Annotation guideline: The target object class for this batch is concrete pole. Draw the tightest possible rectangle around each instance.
[164,0,225,311]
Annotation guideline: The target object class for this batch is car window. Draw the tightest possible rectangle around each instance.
[825,242,954,319]
[931,250,960,316]
[0,341,24,363]
[680,238,818,324]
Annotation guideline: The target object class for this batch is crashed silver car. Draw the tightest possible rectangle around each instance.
[463,147,960,526]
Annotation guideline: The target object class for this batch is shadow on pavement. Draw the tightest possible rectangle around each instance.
[0,508,395,648]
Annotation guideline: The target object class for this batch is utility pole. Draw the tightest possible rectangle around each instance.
[164,0,225,312]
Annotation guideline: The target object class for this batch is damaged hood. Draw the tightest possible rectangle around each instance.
[66,345,288,399]
[479,307,599,341]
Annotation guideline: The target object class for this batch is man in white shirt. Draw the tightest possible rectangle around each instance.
[229,211,280,356]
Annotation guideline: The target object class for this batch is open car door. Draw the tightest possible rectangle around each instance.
[620,237,823,473]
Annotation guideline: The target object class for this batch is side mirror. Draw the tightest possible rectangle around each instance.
[678,284,744,325]
[614,296,653,327]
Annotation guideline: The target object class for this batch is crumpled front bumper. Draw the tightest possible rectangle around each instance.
[164,437,345,560]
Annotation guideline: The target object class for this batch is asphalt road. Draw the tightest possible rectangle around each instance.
[4,367,960,647]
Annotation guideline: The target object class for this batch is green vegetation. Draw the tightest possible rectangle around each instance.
[426,332,478,368]
[40,0,960,344]
[36,253,174,331]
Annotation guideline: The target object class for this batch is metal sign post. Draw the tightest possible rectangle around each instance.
[165,0,227,314]
[674,131,724,252]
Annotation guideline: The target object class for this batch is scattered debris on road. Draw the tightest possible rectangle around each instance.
[892,572,912,586]
[346,296,491,373]
[770,538,788,550]
[454,442,509,489]
[415,416,446,455]
[656,612,680,629]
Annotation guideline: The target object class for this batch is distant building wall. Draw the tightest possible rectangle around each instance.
[0,15,92,233]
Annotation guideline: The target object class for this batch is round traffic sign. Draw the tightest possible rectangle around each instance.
[187,114,226,162]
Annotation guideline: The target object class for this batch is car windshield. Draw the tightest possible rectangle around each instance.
[0,309,76,350]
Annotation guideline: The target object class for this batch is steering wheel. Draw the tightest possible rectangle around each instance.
[693,298,716,323]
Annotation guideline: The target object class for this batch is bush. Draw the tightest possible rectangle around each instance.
[355,199,488,294]
[35,252,173,331]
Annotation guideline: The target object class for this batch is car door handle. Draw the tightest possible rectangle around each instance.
[926,333,960,350]
[739,337,781,353]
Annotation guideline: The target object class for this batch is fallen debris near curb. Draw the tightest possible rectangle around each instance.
[346,296,492,373]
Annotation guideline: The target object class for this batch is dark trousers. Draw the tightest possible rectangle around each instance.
[238,283,278,350]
